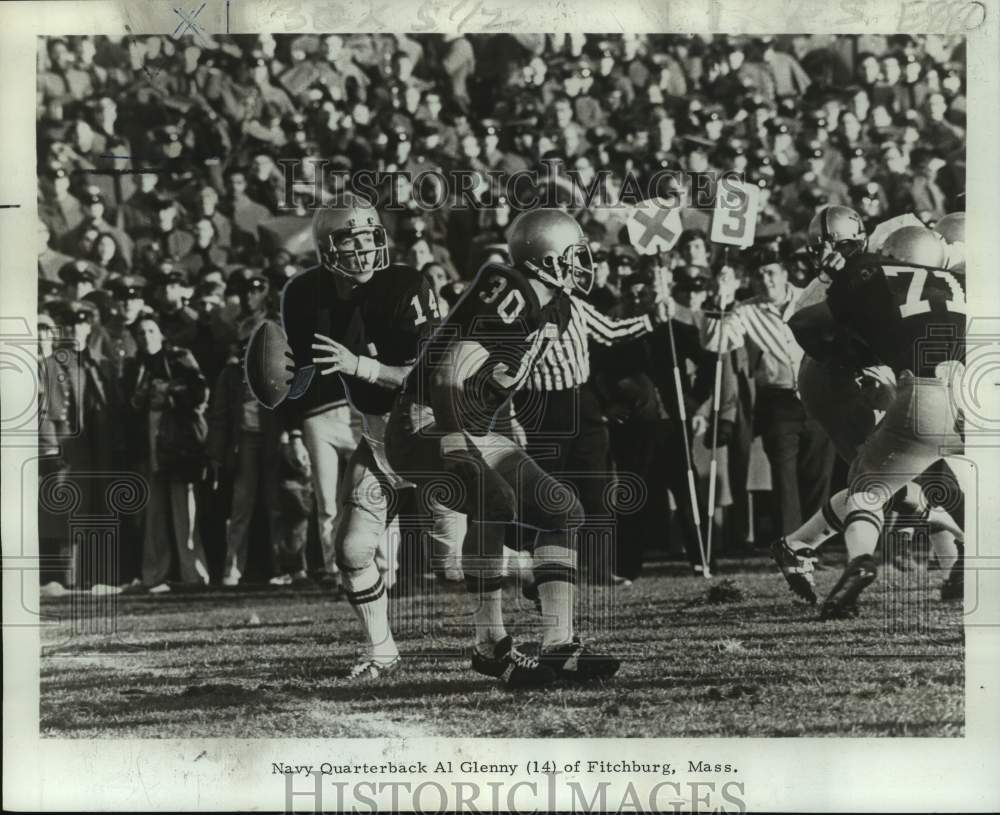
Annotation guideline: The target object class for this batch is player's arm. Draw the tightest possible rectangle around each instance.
[429,339,490,434]
[311,333,413,390]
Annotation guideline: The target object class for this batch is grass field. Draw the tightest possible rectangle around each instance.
[39,555,964,738]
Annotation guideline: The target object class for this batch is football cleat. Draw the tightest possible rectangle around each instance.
[346,656,401,681]
[539,637,620,681]
[471,636,557,689]
[820,554,878,620]
[770,537,818,604]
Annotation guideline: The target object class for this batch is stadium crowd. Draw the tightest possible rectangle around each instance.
[35,32,966,594]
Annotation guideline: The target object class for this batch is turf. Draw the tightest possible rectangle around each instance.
[39,557,964,738]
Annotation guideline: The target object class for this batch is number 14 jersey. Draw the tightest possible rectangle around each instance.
[826,252,966,378]
[404,262,570,413]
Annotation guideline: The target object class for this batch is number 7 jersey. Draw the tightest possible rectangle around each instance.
[826,252,966,377]
[404,262,569,411]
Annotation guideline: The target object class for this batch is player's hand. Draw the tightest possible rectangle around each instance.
[312,333,359,377]
[285,435,311,474]
[691,415,709,436]
[858,365,897,411]
[652,296,676,324]
[818,244,847,276]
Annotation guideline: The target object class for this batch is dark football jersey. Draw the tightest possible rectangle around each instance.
[826,252,966,377]
[282,263,438,417]
[404,262,570,422]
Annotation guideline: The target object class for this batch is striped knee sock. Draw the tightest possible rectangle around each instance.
[344,564,397,661]
[844,496,884,561]
[534,542,577,649]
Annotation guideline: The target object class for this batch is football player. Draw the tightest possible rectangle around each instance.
[385,208,621,688]
[776,215,966,609]
[278,192,454,680]
[791,224,966,619]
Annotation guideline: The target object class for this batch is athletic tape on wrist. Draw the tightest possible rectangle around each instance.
[356,356,380,383]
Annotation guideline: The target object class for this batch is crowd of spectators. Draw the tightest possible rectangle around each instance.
[35,32,966,593]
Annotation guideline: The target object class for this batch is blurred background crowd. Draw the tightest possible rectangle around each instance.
[35,32,966,594]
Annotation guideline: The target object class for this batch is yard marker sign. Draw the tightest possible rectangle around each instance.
[626,198,683,255]
[710,178,760,248]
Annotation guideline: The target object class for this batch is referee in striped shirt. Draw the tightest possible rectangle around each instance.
[511,291,664,581]
[701,250,836,538]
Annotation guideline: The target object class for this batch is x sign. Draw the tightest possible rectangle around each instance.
[626,198,683,255]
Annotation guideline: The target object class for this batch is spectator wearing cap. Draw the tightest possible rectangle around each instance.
[37,300,117,591]
[781,141,849,210]
[121,314,211,591]
[479,121,528,176]
[105,275,149,380]
[898,53,931,115]
[59,185,134,264]
[752,171,785,226]
[763,120,799,181]
[563,62,604,130]
[701,250,836,539]
[223,167,273,254]
[851,180,889,229]
[38,166,84,243]
[842,145,875,189]
[58,259,101,301]
[134,198,194,270]
[151,265,197,348]
[120,173,163,237]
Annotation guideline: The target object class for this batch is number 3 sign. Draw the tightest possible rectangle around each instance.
[710,179,760,248]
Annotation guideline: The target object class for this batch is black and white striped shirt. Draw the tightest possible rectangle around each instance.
[526,296,653,391]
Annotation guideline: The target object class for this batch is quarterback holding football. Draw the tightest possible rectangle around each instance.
[247,191,452,680]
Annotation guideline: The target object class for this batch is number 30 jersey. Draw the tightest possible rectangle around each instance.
[404,262,570,422]
[826,252,966,378]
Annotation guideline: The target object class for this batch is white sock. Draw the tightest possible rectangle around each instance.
[467,578,507,651]
[344,564,398,662]
[534,538,577,649]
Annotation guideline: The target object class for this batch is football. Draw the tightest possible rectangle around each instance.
[243,320,296,409]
